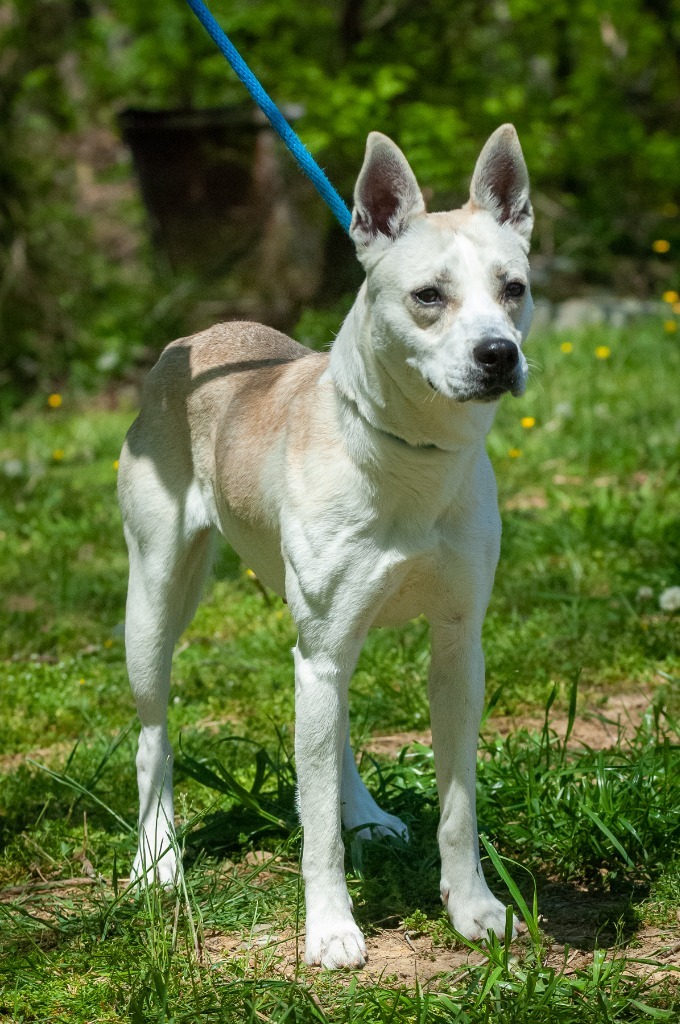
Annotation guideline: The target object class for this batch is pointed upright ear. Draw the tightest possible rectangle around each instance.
[468,124,533,244]
[350,132,425,251]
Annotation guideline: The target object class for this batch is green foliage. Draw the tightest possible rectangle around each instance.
[3,1,680,405]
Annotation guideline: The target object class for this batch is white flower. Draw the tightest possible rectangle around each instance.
[659,587,680,612]
[2,459,23,478]
[636,586,654,602]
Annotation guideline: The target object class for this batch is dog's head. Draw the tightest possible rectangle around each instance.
[350,126,533,404]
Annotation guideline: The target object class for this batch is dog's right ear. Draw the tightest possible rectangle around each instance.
[468,124,533,245]
[350,132,425,253]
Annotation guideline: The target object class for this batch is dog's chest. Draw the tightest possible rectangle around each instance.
[370,557,434,627]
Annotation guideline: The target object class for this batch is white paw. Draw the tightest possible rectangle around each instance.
[344,807,410,842]
[444,887,519,942]
[130,839,180,889]
[304,916,367,969]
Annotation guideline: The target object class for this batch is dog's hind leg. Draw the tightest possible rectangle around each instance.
[121,453,214,887]
[340,731,409,841]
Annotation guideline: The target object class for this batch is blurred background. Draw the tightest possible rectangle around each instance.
[1,0,679,412]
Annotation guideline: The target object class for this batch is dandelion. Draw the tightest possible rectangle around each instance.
[47,393,62,409]
[659,586,680,612]
[103,638,114,648]
[560,341,573,353]
[652,239,671,253]
[673,302,680,315]
[664,320,678,333]
[521,416,536,428]
[246,568,257,579]
[663,290,679,304]
[508,448,522,458]
[595,346,611,360]
[113,459,119,471]
[636,586,654,602]
[79,678,85,686]
[52,449,65,461]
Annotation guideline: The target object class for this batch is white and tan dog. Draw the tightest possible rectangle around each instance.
[118,124,534,969]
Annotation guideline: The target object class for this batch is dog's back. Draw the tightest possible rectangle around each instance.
[119,322,329,597]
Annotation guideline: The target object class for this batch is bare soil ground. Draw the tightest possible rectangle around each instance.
[202,915,679,988]
[365,689,655,758]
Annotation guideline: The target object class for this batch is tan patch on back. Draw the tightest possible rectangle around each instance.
[207,333,329,523]
[128,320,328,525]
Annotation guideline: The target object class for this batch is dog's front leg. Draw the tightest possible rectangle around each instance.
[429,619,518,941]
[293,638,367,969]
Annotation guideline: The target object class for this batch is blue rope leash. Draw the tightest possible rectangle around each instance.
[183,0,352,233]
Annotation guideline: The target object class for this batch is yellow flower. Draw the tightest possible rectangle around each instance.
[52,449,65,461]
[664,320,678,333]
[103,639,114,648]
[47,393,62,409]
[79,678,85,685]
[662,202,679,217]
[521,416,536,428]
[652,239,671,253]
[673,302,680,314]
[113,459,119,471]
[663,290,679,304]
[560,341,573,354]
[595,346,611,360]
[246,568,257,579]
[508,448,522,458]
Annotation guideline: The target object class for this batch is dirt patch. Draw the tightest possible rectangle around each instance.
[0,741,74,774]
[364,689,655,758]
[5,873,677,985]
[203,925,480,985]
[202,915,680,987]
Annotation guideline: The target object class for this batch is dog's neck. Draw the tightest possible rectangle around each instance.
[328,283,499,453]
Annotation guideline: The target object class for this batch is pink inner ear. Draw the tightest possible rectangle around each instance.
[485,153,521,223]
[359,169,403,237]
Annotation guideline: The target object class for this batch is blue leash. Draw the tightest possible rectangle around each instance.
[184,0,352,234]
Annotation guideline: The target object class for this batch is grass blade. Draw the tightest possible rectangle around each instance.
[480,834,541,944]
[582,806,635,868]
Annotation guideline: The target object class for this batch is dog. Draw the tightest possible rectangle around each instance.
[117,123,534,969]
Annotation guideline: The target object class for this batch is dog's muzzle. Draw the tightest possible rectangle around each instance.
[470,336,524,400]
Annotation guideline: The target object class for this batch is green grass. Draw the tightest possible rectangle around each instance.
[1,318,679,1021]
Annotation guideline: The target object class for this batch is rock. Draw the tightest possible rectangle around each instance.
[553,298,607,331]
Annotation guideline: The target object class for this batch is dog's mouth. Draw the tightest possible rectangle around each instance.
[426,373,525,403]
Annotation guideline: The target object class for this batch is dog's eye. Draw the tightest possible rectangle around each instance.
[505,281,526,299]
[414,288,442,305]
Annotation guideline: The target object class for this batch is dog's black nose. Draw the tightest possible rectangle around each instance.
[473,337,519,374]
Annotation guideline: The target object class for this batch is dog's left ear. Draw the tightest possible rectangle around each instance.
[350,132,425,252]
[468,125,533,244]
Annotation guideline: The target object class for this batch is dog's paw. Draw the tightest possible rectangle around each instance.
[304,917,367,969]
[444,887,519,943]
[344,808,410,843]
